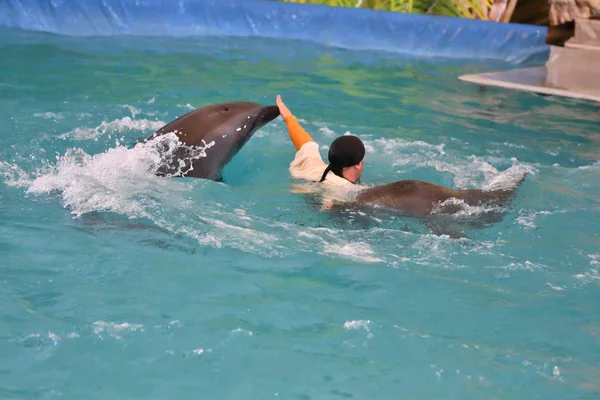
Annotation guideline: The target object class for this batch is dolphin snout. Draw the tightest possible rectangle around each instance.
[247,105,280,133]
[258,105,280,125]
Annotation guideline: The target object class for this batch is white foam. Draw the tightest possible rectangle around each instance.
[492,261,548,272]
[578,160,600,170]
[34,112,63,120]
[516,211,538,229]
[121,104,141,118]
[9,333,57,348]
[319,126,336,137]
[48,332,61,345]
[296,230,327,243]
[344,320,371,330]
[324,242,384,263]
[366,137,445,161]
[546,283,566,291]
[59,117,165,140]
[426,158,484,187]
[0,161,32,187]
[502,142,526,149]
[181,348,213,357]
[553,366,561,378]
[432,197,503,217]
[516,209,567,229]
[93,321,144,339]
[574,269,600,284]
[193,216,284,254]
[343,319,374,338]
[230,328,253,336]
[481,164,535,191]
[25,333,40,339]
[234,208,253,222]
[27,136,193,217]
[412,233,467,260]
[364,137,535,190]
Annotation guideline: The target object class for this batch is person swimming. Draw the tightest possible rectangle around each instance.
[275,94,369,209]
[276,94,366,188]
[275,95,527,235]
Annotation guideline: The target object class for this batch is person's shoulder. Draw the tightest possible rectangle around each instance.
[297,141,320,155]
[293,141,323,162]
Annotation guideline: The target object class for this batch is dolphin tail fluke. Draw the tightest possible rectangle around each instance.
[459,172,527,208]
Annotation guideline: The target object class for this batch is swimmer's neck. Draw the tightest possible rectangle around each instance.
[341,168,361,184]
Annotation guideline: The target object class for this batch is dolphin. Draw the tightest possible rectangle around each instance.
[354,177,525,217]
[143,101,280,180]
[326,174,528,238]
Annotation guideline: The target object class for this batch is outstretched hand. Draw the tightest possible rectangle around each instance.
[276,94,292,120]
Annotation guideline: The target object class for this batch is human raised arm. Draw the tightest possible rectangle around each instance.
[276,94,314,151]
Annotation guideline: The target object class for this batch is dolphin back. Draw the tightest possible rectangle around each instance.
[142,101,280,180]
[355,176,526,216]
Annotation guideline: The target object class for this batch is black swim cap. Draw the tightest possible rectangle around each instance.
[319,135,365,182]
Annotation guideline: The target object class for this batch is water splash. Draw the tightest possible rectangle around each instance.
[20,135,292,256]
[59,117,165,141]
[27,135,193,217]
[0,161,32,187]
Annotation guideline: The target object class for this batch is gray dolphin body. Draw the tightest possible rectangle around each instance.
[334,175,528,238]
[354,177,525,216]
[144,101,280,180]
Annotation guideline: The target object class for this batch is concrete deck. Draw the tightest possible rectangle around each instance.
[458,66,600,103]
[459,19,600,103]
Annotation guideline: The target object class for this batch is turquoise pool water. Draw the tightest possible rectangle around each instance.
[1,27,599,399]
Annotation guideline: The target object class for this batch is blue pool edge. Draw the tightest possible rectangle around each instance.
[1,0,549,63]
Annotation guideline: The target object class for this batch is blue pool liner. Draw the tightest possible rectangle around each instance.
[0,0,549,62]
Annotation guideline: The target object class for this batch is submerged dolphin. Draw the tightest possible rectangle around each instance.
[354,177,525,217]
[327,175,528,238]
[144,101,280,180]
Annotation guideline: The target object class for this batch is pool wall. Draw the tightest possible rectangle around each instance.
[1,0,549,63]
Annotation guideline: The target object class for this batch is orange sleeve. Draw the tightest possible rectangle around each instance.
[283,115,314,151]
